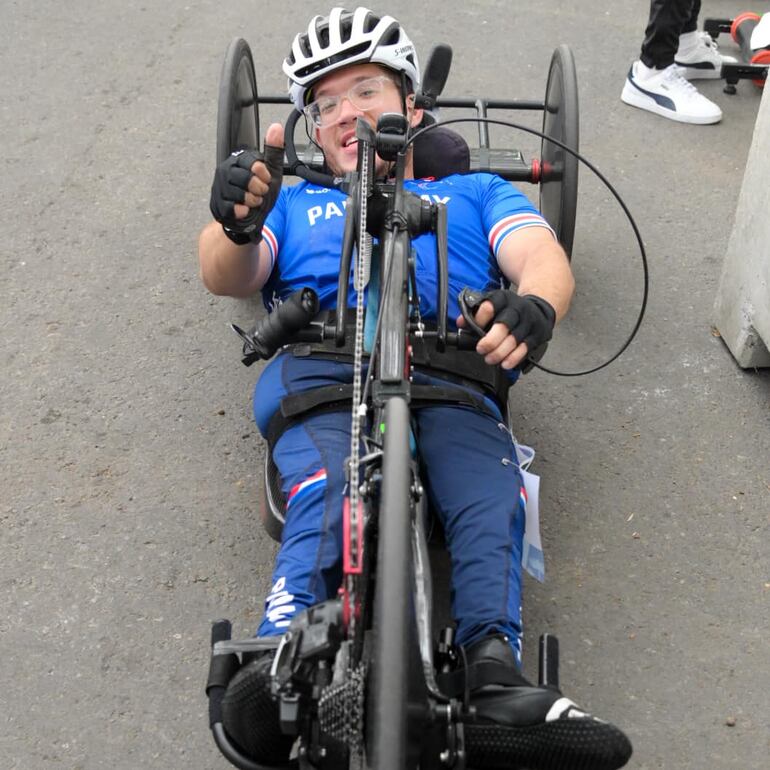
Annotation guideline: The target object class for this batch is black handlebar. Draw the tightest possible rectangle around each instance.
[283,108,341,189]
[233,286,484,366]
[232,288,320,365]
[234,113,545,372]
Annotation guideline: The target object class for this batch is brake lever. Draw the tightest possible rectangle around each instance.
[230,323,261,366]
[458,287,548,373]
[457,287,488,338]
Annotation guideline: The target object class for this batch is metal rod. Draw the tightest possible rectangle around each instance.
[538,633,560,688]
[475,99,490,150]
[258,94,546,111]
[438,97,544,110]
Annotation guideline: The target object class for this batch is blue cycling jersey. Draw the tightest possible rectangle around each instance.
[253,174,550,657]
[261,172,555,322]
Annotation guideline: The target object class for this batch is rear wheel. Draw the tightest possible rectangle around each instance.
[216,37,260,164]
[539,44,579,258]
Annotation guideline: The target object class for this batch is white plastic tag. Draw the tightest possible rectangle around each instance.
[514,443,545,582]
[521,468,545,582]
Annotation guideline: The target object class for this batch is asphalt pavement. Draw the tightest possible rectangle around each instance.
[2,1,768,768]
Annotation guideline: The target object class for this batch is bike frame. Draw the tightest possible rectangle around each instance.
[342,115,453,769]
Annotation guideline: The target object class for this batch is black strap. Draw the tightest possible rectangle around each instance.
[436,661,529,698]
[281,385,353,420]
[266,386,354,449]
[266,381,501,451]
[410,333,511,406]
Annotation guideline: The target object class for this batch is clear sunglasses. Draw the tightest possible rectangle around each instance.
[304,75,399,128]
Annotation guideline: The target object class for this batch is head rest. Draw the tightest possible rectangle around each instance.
[413,125,470,179]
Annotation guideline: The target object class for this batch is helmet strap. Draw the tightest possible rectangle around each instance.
[399,71,409,117]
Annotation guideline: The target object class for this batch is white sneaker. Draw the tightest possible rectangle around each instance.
[675,31,737,79]
[621,61,722,124]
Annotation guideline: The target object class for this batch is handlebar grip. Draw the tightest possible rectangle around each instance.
[211,619,232,647]
[252,287,320,359]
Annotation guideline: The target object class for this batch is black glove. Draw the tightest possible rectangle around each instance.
[209,144,284,245]
[462,288,556,353]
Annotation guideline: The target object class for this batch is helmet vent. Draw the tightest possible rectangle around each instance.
[295,42,371,80]
[363,12,378,33]
[381,24,400,46]
[340,16,353,43]
[299,33,312,58]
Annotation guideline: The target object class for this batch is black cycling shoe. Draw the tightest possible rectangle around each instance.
[220,652,294,765]
[445,634,633,770]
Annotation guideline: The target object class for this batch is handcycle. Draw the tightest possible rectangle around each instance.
[204,38,627,770]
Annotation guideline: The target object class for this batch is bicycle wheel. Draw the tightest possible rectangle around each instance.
[368,396,413,769]
[216,37,260,164]
[539,44,579,258]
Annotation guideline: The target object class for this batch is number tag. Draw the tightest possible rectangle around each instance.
[515,443,545,582]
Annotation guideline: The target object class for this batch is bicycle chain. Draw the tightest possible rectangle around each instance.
[343,132,373,766]
[346,139,372,616]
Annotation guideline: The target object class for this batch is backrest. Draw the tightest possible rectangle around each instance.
[413,124,470,179]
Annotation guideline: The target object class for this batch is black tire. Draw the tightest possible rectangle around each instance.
[216,37,260,164]
[368,396,413,769]
[260,453,285,543]
[539,44,579,258]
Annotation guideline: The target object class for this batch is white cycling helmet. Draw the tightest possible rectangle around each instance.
[283,7,421,111]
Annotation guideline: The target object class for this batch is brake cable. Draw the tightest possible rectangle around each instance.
[403,117,649,377]
[286,109,648,377]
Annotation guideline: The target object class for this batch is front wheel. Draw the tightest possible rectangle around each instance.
[368,397,413,769]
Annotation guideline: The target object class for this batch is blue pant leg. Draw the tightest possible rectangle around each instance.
[414,404,526,663]
[256,409,351,637]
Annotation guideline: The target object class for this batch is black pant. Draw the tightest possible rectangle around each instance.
[640,0,701,69]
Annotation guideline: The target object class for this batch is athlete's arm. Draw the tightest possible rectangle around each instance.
[459,227,575,370]
[198,227,272,297]
[198,122,284,298]
[498,227,574,323]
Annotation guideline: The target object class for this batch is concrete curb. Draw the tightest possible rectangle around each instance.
[713,80,770,367]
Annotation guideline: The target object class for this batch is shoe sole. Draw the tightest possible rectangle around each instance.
[621,82,721,124]
[465,718,633,770]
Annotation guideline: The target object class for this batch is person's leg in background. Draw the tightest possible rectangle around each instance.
[640,0,694,69]
[681,0,701,36]
[675,0,736,79]
[621,0,732,124]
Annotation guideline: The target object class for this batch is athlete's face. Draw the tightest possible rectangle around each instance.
[309,63,423,178]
